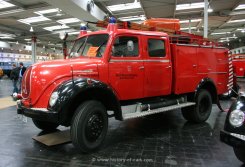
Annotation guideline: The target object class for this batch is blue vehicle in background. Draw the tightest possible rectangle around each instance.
[0,62,14,78]
[0,61,33,78]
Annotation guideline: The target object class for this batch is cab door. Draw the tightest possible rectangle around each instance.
[108,35,144,100]
[143,36,172,97]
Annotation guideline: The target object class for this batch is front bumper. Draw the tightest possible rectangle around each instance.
[220,130,245,148]
[17,100,59,123]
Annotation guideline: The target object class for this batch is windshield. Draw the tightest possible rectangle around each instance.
[70,34,109,58]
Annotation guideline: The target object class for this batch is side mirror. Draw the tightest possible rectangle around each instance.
[127,40,134,52]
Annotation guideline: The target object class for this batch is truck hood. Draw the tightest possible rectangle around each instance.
[23,58,102,106]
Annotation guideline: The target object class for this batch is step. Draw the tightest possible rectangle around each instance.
[122,102,196,120]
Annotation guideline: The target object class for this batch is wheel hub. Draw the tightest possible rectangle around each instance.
[85,114,103,142]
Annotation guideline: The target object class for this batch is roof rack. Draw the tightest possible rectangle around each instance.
[91,17,224,47]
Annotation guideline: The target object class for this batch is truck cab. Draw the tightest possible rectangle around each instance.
[17,18,230,153]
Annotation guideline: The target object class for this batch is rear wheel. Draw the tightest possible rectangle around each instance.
[182,89,212,123]
[71,100,108,153]
[234,147,245,163]
[32,119,59,131]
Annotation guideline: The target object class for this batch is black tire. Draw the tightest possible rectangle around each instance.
[234,147,245,163]
[32,119,59,131]
[182,89,212,123]
[71,100,108,153]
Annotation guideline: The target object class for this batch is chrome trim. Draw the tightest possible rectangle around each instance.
[110,59,170,63]
[176,44,199,47]
[197,72,227,74]
[213,47,226,49]
[31,108,49,112]
[200,45,212,48]
[230,133,245,141]
[73,69,93,73]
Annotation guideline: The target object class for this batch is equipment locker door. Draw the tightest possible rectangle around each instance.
[108,35,144,100]
[143,36,172,97]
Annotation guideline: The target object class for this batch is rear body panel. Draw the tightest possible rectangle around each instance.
[171,44,229,95]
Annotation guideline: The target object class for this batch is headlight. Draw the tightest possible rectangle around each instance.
[49,92,59,107]
[229,109,245,127]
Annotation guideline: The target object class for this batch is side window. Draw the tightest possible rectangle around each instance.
[148,39,165,57]
[112,36,139,57]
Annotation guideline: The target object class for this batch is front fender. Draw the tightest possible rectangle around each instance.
[50,78,121,125]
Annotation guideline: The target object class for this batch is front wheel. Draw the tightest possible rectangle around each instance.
[182,89,212,123]
[71,100,108,153]
[32,119,59,131]
[234,147,245,163]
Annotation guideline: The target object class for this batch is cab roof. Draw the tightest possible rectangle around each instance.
[77,24,169,39]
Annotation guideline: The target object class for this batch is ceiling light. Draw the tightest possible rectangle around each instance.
[180,27,197,30]
[68,31,80,35]
[119,15,146,21]
[107,1,141,12]
[197,29,200,32]
[57,18,80,24]
[220,37,237,40]
[228,19,245,23]
[0,8,24,16]
[176,2,204,10]
[242,30,245,33]
[235,4,245,10]
[0,0,15,9]
[43,25,69,31]
[53,29,76,34]
[16,41,19,45]
[211,32,231,35]
[208,7,213,13]
[0,32,16,39]
[179,19,202,23]
[18,16,50,24]
[30,26,34,32]
[56,9,62,16]
[35,8,60,15]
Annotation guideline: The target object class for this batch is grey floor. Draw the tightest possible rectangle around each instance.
[0,77,244,167]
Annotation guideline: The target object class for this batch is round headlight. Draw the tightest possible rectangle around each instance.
[49,92,59,107]
[229,109,245,127]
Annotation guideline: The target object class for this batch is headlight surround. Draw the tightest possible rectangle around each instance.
[49,92,59,107]
[229,109,245,127]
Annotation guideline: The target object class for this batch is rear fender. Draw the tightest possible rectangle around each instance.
[195,78,217,103]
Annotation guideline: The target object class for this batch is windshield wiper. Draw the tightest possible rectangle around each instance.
[96,40,108,57]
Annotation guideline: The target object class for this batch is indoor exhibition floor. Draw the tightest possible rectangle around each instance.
[0,78,244,167]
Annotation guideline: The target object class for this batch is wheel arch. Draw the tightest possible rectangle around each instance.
[195,78,218,104]
[51,78,122,126]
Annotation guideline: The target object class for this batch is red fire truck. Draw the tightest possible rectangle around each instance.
[232,54,245,77]
[17,18,231,153]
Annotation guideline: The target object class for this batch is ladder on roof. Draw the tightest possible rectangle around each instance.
[87,18,223,47]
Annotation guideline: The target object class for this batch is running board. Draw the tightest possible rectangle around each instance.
[122,102,195,120]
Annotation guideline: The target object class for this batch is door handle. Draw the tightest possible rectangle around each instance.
[166,66,171,69]
[193,64,197,67]
[139,66,144,70]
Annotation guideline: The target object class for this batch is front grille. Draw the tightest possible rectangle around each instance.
[22,66,32,98]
